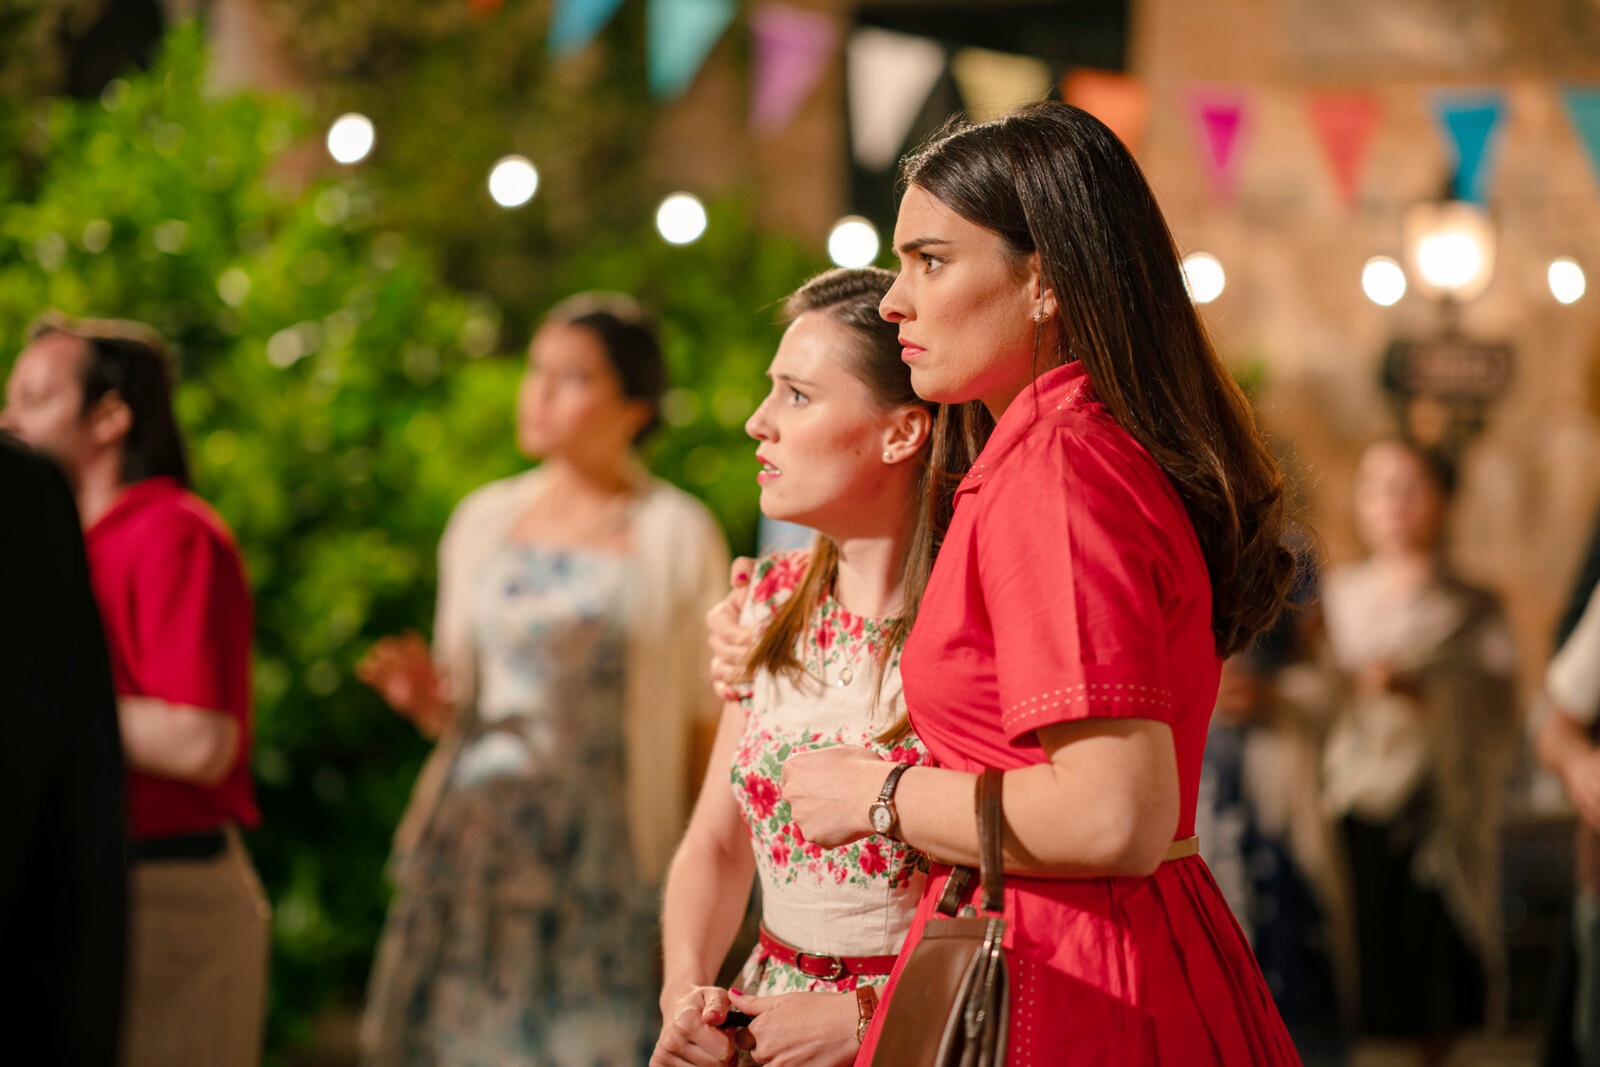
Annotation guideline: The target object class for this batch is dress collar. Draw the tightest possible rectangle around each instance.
[957,361,1095,493]
[85,475,184,540]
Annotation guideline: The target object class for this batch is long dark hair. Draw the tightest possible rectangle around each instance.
[745,268,988,734]
[902,102,1294,656]
[31,314,191,488]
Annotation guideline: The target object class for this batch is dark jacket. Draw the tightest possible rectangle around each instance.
[0,432,126,1065]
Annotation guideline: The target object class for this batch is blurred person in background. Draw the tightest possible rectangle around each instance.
[0,315,268,1067]
[1321,439,1517,1067]
[357,293,728,1066]
[0,432,126,1066]
[1537,521,1600,1067]
[1197,548,1353,1066]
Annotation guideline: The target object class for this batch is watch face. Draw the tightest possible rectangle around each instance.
[870,804,893,834]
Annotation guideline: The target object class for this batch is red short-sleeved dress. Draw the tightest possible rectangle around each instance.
[857,362,1300,1066]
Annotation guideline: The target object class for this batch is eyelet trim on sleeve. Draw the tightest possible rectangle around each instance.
[1004,681,1173,725]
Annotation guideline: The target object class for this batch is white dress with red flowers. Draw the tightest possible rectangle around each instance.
[730,551,931,995]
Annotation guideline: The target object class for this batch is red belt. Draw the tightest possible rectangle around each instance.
[757,923,899,981]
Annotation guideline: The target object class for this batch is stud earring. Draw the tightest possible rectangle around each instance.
[883,450,893,462]
[1034,310,1048,323]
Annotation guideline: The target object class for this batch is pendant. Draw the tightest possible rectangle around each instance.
[838,665,854,687]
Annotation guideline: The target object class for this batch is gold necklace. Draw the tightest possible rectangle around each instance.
[807,608,874,688]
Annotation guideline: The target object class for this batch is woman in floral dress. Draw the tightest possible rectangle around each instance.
[651,267,987,1067]
[357,294,727,1066]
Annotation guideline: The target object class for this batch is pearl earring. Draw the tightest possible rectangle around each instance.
[883,450,893,462]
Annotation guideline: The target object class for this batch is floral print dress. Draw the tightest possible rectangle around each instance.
[362,543,657,1067]
[730,551,930,995]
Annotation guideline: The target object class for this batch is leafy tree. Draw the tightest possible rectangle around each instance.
[0,24,820,1059]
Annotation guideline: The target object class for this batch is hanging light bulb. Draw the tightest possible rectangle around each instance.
[827,217,880,268]
[1181,252,1226,304]
[326,113,375,165]
[1362,256,1407,307]
[488,156,539,208]
[1550,257,1587,304]
[656,193,708,245]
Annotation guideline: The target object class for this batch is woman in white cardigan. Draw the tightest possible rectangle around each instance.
[357,293,729,1066]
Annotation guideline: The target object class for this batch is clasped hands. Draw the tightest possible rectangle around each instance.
[651,985,860,1067]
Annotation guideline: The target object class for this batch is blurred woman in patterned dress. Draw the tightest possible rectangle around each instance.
[357,294,728,1066]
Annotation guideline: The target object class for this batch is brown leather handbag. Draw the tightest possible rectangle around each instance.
[872,767,1009,1066]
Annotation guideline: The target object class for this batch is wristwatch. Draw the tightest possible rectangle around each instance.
[868,763,912,838]
[855,984,879,1044]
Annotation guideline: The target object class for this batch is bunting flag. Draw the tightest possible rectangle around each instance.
[1187,86,1252,203]
[749,3,839,135]
[950,47,1052,123]
[1062,68,1150,152]
[648,0,737,100]
[547,0,625,56]
[1431,91,1506,203]
[847,28,944,171]
[1307,92,1381,208]
[1562,86,1600,194]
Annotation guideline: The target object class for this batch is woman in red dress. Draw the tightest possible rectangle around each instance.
[781,103,1303,1065]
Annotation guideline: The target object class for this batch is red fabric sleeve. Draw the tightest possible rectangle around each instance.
[978,426,1176,743]
[129,512,252,721]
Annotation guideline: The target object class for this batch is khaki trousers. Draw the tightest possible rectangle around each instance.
[123,827,271,1067]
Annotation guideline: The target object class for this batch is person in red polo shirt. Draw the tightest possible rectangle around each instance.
[1,314,267,1067]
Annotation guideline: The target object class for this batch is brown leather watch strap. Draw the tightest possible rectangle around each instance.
[855,984,879,1043]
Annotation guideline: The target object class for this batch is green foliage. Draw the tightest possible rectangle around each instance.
[266,0,661,336]
[0,24,821,1059]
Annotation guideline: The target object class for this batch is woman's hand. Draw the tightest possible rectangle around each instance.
[730,989,862,1067]
[650,986,738,1067]
[355,631,452,736]
[781,745,890,848]
[707,557,757,703]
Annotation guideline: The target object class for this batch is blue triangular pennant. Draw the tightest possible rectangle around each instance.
[548,0,627,57]
[1563,86,1600,195]
[1431,91,1506,204]
[648,0,736,99]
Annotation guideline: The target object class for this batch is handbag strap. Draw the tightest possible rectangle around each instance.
[933,767,1007,917]
[935,866,973,916]
[976,767,1005,915]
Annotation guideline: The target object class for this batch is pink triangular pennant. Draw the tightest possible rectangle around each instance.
[1187,87,1251,203]
[749,3,839,135]
[1308,92,1381,209]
